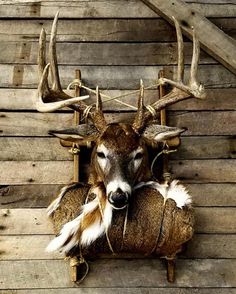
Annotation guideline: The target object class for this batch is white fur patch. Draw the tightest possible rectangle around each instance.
[80,201,112,247]
[97,144,111,172]
[46,187,113,254]
[46,199,99,253]
[134,180,191,209]
[167,180,192,208]
[106,178,131,196]
[131,147,144,172]
[97,144,110,157]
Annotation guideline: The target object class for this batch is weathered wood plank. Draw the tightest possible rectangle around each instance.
[0,259,236,288]
[170,159,236,183]
[0,18,235,42]
[0,209,52,235]
[185,234,236,259]
[0,41,215,65]
[141,0,236,74]
[0,0,235,18]
[1,184,236,208]
[1,234,236,260]
[1,111,235,137]
[186,183,236,207]
[169,111,236,136]
[1,64,236,89]
[1,207,236,234]
[0,289,236,294]
[0,112,74,137]
[0,136,235,161]
[1,88,236,111]
[0,159,235,185]
[176,136,236,159]
[0,161,73,185]
[0,138,71,161]
[0,185,62,208]
[196,207,236,234]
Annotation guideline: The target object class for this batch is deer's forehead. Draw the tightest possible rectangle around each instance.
[96,124,142,154]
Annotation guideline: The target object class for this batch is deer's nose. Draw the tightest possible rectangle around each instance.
[108,189,129,210]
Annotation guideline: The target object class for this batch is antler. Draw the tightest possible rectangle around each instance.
[133,17,206,131]
[36,12,89,113]
[92,86,107,132]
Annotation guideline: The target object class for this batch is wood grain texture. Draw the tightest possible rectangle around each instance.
[1,88,236,111]
[1,64,235,89]
[0,161,73,184]
[0,0,235,18]
[1,183,236,208]
[176,136,236,159]
[1,207,236,234]
[0,41,215,65]
[0,138,72,161]
[186,183,236,207]
[0,290,236,294]
[170,159,236,183]
[0,18,235,42]
[1,234,236,260]
[0,184,63,208]
[0,259,236,288]
[169,111,236,136]
[141,0,236,74]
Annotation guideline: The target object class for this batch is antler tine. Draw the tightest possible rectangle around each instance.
[133,79,146,131]
[38,28,46,75]
[38,28,49,93]
[188,27,205,98]
[173,17,184,83]
[138,19,206,128]
[91,86,107,131]
[49,11,61,91]
[37,63,50,105]
[139,79,144,108]
[96,85,103,111]
[190,27,199,85]
[36,63,89,112]
[36,12,90,113]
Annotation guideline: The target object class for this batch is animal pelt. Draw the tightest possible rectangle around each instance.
[47,181,194,259]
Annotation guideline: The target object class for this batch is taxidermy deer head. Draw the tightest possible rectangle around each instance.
[36,13,205,210]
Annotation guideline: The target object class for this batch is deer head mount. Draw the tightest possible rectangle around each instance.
[37,13,205,210]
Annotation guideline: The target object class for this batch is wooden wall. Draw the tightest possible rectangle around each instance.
[0,0,236,292]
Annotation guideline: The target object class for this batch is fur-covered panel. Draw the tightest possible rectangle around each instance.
[47,180,194,258]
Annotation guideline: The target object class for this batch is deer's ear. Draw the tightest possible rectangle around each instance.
[142,123,186,143]
[48,124,100,142]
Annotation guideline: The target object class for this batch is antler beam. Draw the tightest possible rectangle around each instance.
[134,17,206,131]
[36,12,89,113]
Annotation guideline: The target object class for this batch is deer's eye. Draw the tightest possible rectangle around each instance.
[97,152,106,159]
[134,152,143,160]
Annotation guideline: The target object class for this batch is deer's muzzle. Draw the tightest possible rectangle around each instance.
[108,188,129,210]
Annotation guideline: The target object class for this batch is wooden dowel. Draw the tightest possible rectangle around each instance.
[159,70,170,182]
[73,70,81,183]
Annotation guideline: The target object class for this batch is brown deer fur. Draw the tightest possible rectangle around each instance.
[50,183,194,258]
